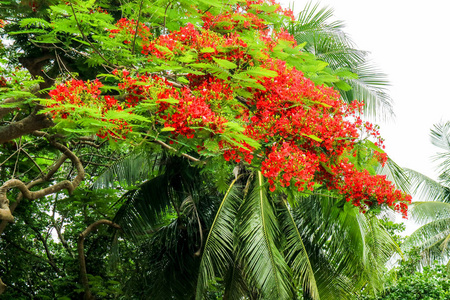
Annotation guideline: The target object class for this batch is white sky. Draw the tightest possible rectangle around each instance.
[278,0,450,181]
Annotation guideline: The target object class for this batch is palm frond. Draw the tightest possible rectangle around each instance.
[377,158,410,193]
[279,199,320,300]
[430,122,450,151]
[292,194,358,299]
[292,192,399,298]
[358,214,401,295]
[196,177,242,299]
[405,168,449,202]
[404,218,450,251]
[293,2,344,35]
[409,201,450,225]
[340,62,393,121]
[124,218,203,299]
[289,2,394,121]
[235,171,293,299]
[223,262,250,300]
[113,173,174,240]
[92,147,153,189]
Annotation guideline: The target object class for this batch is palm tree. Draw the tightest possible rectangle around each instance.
[91,144,402,299]
[403,122,450,265]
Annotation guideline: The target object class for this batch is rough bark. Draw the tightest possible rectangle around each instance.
[0,107,54,145]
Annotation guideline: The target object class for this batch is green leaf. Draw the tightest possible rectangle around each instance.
[20,18,52,28]
[200,47,216,53]
[301,133,323,143]
[334,80,352,92]
[188,62,212,69]
[245,67,278,78]
[196,177,241,299]
[212,57,237,70]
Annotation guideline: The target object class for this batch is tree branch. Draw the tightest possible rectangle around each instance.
[0,133,84,223]
[0,154,68,235]
[0,278,6,294]
[0,107,54,145]
[77,219,121,300]
[153,139,203,163]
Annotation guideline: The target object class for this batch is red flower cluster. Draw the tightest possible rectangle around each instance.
[373,150,388,166]
[0,77,6,87]
[109,18,152,45]
[262,142,317,192]
[142,23,250,68]
[109,71,231,140]
[327,159,411,217]
[48,79,131,139]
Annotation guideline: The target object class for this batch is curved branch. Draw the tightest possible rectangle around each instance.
[77,219,121,300]
[0,154,68,235]
[0,134,85,223]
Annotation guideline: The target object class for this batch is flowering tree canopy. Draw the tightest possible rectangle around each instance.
[0,0,410,298]
[36,0,410,216]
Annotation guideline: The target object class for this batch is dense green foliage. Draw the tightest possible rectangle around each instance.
[361,248,450,300]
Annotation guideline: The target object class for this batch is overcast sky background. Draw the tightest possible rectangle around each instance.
[277,1,450,230]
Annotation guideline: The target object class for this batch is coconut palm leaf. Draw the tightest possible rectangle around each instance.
[430,122,450,151]
[359,214,401,295]
[113,173,175,240]
[403,218,450,264]
[292,192,399,298]
[92,146,155,189]
[292,2,344,37]
[124,216,203,299]
[279,198,320,300]
[409,201,450,225]
[222,262,249,300]
[235,171,293,299]
[405,202,450,256]
[378,158,410,193]
[340,62,393,120]
[195,177,242,299]
[404,168,450,202]
[112,156,212,240]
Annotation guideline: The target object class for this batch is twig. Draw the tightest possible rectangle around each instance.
[12,137,22,178]
[131,0,145,55]
[68,0,120,69]
[163,2,172,34]
[153,139,203,163]
[21,148,45,177]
